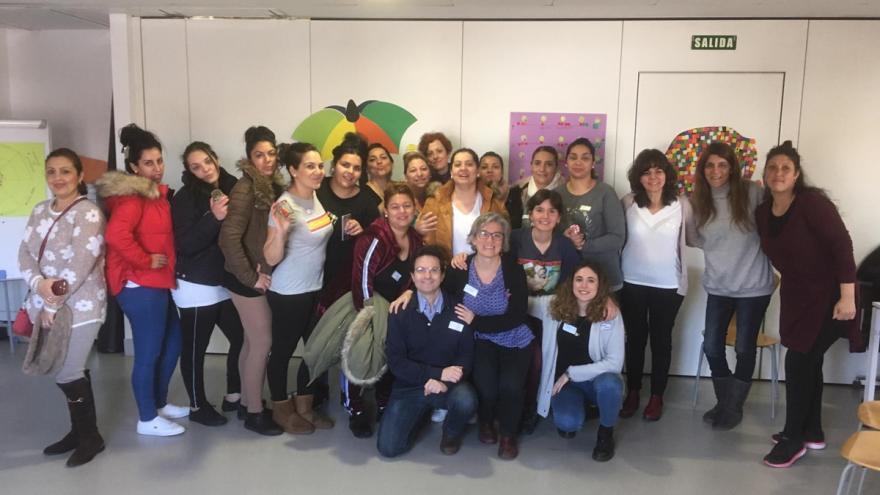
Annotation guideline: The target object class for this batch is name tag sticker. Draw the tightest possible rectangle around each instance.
[463,284,478,297]
[523,262,534,269]
[448,321,464,332]
[391,271,402,282]
[562,323,578,335]
[579,205,592,212]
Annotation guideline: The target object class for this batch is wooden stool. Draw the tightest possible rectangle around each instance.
[857,401,880,430]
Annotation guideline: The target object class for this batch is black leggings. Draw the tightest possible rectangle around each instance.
[179,299,244,408]
[266,290,319,402]
[620,282,684,396]
[472,339,531,437]
[782,307,842,442]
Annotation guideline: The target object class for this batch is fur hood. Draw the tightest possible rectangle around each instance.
[96,171,160,200]
[236,159,287,209]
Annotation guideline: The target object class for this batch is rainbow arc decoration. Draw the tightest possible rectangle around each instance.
[292,99,417,159]
[665,126,758,196]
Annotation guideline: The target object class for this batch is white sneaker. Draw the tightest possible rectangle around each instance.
[137,416,185,436]
[158,404,190,419]
[431,408,448,423]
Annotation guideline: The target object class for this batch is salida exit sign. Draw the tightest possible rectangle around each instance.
[691,35,737,50]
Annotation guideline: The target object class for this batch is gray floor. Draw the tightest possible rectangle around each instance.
[0,345,876,495]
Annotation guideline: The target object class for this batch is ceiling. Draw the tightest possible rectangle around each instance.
[2,0,879,30]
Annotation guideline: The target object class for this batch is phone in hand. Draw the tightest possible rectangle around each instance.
[340,213,351,241]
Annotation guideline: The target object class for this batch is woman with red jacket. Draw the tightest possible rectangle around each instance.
[345,184,423,438]
[97,124,187,437]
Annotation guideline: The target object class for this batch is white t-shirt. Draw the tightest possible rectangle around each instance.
[171,279,230,308]
[451,193,483,256]
[268,191,333,295]
[621,200,681,289]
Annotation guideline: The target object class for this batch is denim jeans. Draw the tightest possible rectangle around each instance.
[376,382,477,458]
[117,286,182,421]
[703,293,772,382]
[551,372,624,430]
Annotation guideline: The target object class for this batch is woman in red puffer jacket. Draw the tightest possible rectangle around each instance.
[97,123,187,438]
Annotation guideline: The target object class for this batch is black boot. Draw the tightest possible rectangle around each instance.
[58,377,105,467]
[244,410,283,436]
[713,378,750,430]
[43,386,78,456]
[703,376,730,424]
[592,425,615,462]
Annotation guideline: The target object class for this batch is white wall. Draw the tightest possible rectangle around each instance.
[0,29,10,116]
[798,20,880,384]
[6,29,111,158]
[119,17,880,384]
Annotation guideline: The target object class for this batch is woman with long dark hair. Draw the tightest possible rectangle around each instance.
[170,141,245,426]
[690,142,775,430]
[756,141,858,468]
[98,124,187,436]
[557,138,626,293]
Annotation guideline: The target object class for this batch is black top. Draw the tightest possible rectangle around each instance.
[767,196,796,238]
[316,177,381,289]
[510,227,581,296]
[430,168,451,184]
[170,167,238,287]
[373,256,411,303]
[555,317,592,379]
[506,184,526,230]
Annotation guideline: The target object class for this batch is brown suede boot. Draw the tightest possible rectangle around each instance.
[295,394,335,430]
[273,398,315,435]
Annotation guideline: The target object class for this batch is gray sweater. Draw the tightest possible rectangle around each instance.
[556,181,626,290]
[693,181,775,297]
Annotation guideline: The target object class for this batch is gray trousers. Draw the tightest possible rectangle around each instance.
[55,322,101,384]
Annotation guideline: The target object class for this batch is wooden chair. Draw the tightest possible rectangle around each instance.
[692,315,781,418]
[835,430,880,494]
[857,401,880,430]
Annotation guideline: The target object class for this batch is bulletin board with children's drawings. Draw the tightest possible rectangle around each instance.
[508,112,607,185]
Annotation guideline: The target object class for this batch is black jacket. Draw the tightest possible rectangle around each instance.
[385,289,473,390]
[171,167,238,286]
[443,253,529,334]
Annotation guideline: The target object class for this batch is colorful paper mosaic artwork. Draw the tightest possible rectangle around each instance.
[665,126,758,196]
[509,112,607,184]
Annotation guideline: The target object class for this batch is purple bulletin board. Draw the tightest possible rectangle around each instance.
[508,112,607,184]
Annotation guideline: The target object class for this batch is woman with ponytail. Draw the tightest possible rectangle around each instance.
[218,125,285,436]
[97,124,187,437]
[263,142,335,434]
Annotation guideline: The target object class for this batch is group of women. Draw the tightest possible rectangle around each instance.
[20,122,858,470]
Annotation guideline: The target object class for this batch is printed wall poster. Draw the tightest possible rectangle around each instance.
[509,112,607,184]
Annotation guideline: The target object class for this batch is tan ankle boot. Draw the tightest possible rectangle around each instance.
[295,394,335,430]
[273,398,315,435]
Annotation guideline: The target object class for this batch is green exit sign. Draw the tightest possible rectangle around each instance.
[691,35,737,50]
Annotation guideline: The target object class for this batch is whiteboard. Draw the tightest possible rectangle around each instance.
[0,120,51,278]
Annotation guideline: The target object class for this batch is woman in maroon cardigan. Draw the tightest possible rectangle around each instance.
[755,141,859,468]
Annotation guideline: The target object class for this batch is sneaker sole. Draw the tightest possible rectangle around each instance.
[137,426,185,437]
[771,435,826,450]
[763,446,807,468]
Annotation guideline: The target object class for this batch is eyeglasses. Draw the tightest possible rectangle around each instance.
[477,230,504,241]
[414,266,442,275]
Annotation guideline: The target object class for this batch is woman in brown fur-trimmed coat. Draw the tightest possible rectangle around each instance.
[218,125,286,436]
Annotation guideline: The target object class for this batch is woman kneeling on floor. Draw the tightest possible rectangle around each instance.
[529,260,625,462]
